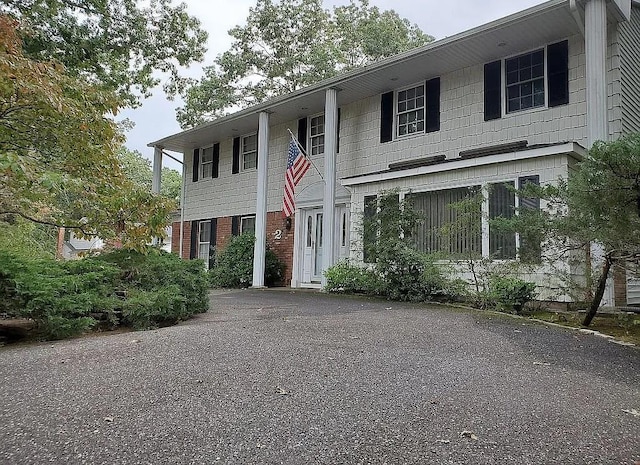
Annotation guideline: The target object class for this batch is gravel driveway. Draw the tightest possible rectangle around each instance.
[1,289,638,464]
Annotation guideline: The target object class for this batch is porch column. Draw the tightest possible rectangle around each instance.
[152,146,163,194]
[584,0,608,146]
[321,88,339,288]
[252,111,270,287]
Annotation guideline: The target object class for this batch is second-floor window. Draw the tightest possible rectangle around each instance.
[506,49,545,113]
[397,84,425,137]
[242,134,257,170]
[200,146,214,178]
[309,115,325,156]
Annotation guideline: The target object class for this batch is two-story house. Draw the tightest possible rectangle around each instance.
[149,0,640,304]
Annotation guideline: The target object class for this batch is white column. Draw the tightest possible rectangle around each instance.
[152,146,163,194]
[585,0,608,146]
[321,88,339,288]
[252,111,270,287]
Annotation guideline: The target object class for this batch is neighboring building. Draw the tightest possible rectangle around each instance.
[149,0,640,304]
[57,228,103,259]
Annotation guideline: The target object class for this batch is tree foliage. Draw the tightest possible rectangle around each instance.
[1,0,207,106]
[505,134,640,324]
[177,0,432,128]
[0,16,174,251]
[118,148,182,201]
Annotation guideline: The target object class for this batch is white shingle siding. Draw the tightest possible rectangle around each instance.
[181,27,632,223]
[619,5,640,135]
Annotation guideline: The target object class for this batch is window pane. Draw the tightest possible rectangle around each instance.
[201,147,214,163]
[199,222,210,242]
[408,187,481,257]
[241,216,255,235]
[505,49,545,113]
[396,84,425,137]
[489,182,516,259]
[243,134,257,152]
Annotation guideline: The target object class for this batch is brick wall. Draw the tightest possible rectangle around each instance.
[172,212,295,286]
[170,221,192,259]
[265,211,295,286]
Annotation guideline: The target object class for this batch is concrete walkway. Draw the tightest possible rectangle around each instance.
[1,289,638,464]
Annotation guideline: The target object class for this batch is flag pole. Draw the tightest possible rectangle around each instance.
[287,128,324,181]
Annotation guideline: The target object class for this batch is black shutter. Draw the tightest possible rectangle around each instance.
[189,220,198,259]
[380,91,394,143]
[426,77,440,133]
[547,40,569,107]
[337,108,341,153]
[232,137,240,174]
[209,218,217,268]
[192,148,199,182]
[484,60,502,121]
[297,118,307,152]
[231,216,240,236]
[212,143,220,178]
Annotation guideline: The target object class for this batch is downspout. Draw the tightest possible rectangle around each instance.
[179,153,186,259]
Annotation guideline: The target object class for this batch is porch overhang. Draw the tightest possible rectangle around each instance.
[341,142,587,187]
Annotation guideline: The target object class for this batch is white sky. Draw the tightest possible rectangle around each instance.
[120,0,548,169]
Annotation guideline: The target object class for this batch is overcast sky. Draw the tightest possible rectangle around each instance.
[120,0,548,170]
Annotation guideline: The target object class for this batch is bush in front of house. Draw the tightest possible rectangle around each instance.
[209,232,285,288]
[324,260,382,295]
[489,276,537,314]
[0,249,210,340]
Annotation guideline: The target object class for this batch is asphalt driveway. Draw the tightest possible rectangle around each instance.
[1,289,638,464]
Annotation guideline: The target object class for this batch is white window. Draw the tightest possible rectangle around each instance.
[409,186,482,257]
[198,221,211,264]
[200,146,214,178]
[242,134,257,170]
[240,215,256,235]
[406,177,540,261]
[396,84,425,137]
[309,115,325,156]
[505,49,545,113]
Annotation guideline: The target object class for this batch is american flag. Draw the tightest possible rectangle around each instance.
[282,136,311,218]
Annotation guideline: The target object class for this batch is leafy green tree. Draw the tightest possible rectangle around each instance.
[177,0,432,128]
[0,16,174,251]
[118,148,182,201]
[505,134,640,325]
[2,0,207,106]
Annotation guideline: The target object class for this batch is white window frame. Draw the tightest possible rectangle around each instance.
[308,114,325,156]
[504,47,547,114]
[241,133,258,171]
[198,221,211,267]
[395,82,425,139]
[199,145,214,179]
[240,215,256,235]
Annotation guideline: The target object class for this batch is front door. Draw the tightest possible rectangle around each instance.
[302,209,323,283]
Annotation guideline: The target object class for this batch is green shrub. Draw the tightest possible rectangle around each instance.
[324,260,381,294]
[0,248,210,340]
[96,249,210,315]
[209,233,284,288]
[121,285,188,329]
[490,276,537,314]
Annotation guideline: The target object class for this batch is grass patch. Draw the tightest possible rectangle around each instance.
[527,310,640,346]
